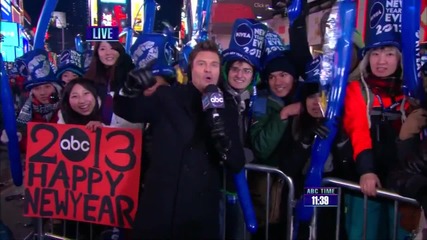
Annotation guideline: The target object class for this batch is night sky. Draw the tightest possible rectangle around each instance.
[23,0,182,30]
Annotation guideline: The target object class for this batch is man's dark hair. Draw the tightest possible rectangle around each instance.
[187,40,221,81]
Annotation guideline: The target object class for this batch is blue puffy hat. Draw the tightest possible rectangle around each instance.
[56,49,84,79]
[222,19,268,70]
[262,29,290,69]
[362,0,401,56]
[130,33,176,77]
[9,57,27,77]
[82,49,93,73]
[304,55,322,83]
[22,49,60,90]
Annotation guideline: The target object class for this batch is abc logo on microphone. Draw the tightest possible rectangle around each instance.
[210,92,224,107]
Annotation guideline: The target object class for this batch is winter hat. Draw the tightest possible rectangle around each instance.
[262,29,290,69]
[130,33,176,78]
[263,54,297,80]
[222,19,268,71]
[9,57,27,77]
[362,0,401,56]
[56,49,84,79]
[22,49,61,90]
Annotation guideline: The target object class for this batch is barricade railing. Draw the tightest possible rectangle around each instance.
[310,177,420,240]
[28,218,119,240]
[26,163,294,240]
[243,163,295,240]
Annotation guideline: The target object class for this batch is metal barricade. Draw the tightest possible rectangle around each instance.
[28,218,121,240]
[222,163,295,240]
[311,177,420,240]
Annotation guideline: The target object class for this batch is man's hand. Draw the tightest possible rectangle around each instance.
[360,173,382,197]
[400,108,427,140]
[280,102,302,120]
[210,117,231,160]
[122,68,156,97]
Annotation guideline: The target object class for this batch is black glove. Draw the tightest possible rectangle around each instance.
[122,68,156,97]
[314,123,329,139]
[210,116,231,160]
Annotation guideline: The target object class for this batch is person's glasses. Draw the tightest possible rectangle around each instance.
[230,66,253,75]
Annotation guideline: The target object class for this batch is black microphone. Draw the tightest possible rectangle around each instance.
[202,84,230,160]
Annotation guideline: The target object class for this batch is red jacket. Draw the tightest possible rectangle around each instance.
[343,78,408,175]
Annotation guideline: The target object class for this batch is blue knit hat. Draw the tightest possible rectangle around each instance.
[222,19,268,70]
[22,49,61,90]
[362,0,401,56]
[56,49,84,79]
[262,29,290,69]
[130,33,176,77]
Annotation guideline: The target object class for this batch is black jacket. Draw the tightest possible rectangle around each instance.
[388,136,427,200]
[113,83,245,239]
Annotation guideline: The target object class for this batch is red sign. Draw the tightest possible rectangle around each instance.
[23,123,142,229]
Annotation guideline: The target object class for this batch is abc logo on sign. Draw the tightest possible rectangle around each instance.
[234,23,253,47]
[369,2,385,29]
[60,128,91,162]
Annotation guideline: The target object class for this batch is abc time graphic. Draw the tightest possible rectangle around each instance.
[303,187,339,207]
[23,123,142,228]
[86,26,119,42]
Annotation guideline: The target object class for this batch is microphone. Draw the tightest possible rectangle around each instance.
[202,84,230,158]
[202,85,258,233]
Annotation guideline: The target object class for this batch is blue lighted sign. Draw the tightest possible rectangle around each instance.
[1,0,12,22]
[0,21,19,47]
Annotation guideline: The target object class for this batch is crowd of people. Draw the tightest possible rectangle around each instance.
[2,4,427,240]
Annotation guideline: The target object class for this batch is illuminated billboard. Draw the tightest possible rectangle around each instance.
[0,21,19,47]
[1,0,12,22]
[98,0,129,33]
[131,0,144,32]
[89,0,98,26]
[0,45,15,62]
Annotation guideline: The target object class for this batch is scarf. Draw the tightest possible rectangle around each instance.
[224,82,251,144]
[16,83,62,132]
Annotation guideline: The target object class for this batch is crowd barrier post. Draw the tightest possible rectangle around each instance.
[244,163,295,240]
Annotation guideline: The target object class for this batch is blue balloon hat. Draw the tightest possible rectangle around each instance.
[130,33,176,77]
[262,29,290,69]
[56,49,84,80]
[222,19,268,70]
[9,57,28,78]
[22,49,60,90]
[362,0,402,56]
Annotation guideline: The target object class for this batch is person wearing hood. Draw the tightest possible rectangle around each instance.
[219,18,267,239]
[56,49,84,85]
[342,4,411,238]
[0,49,62,152]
